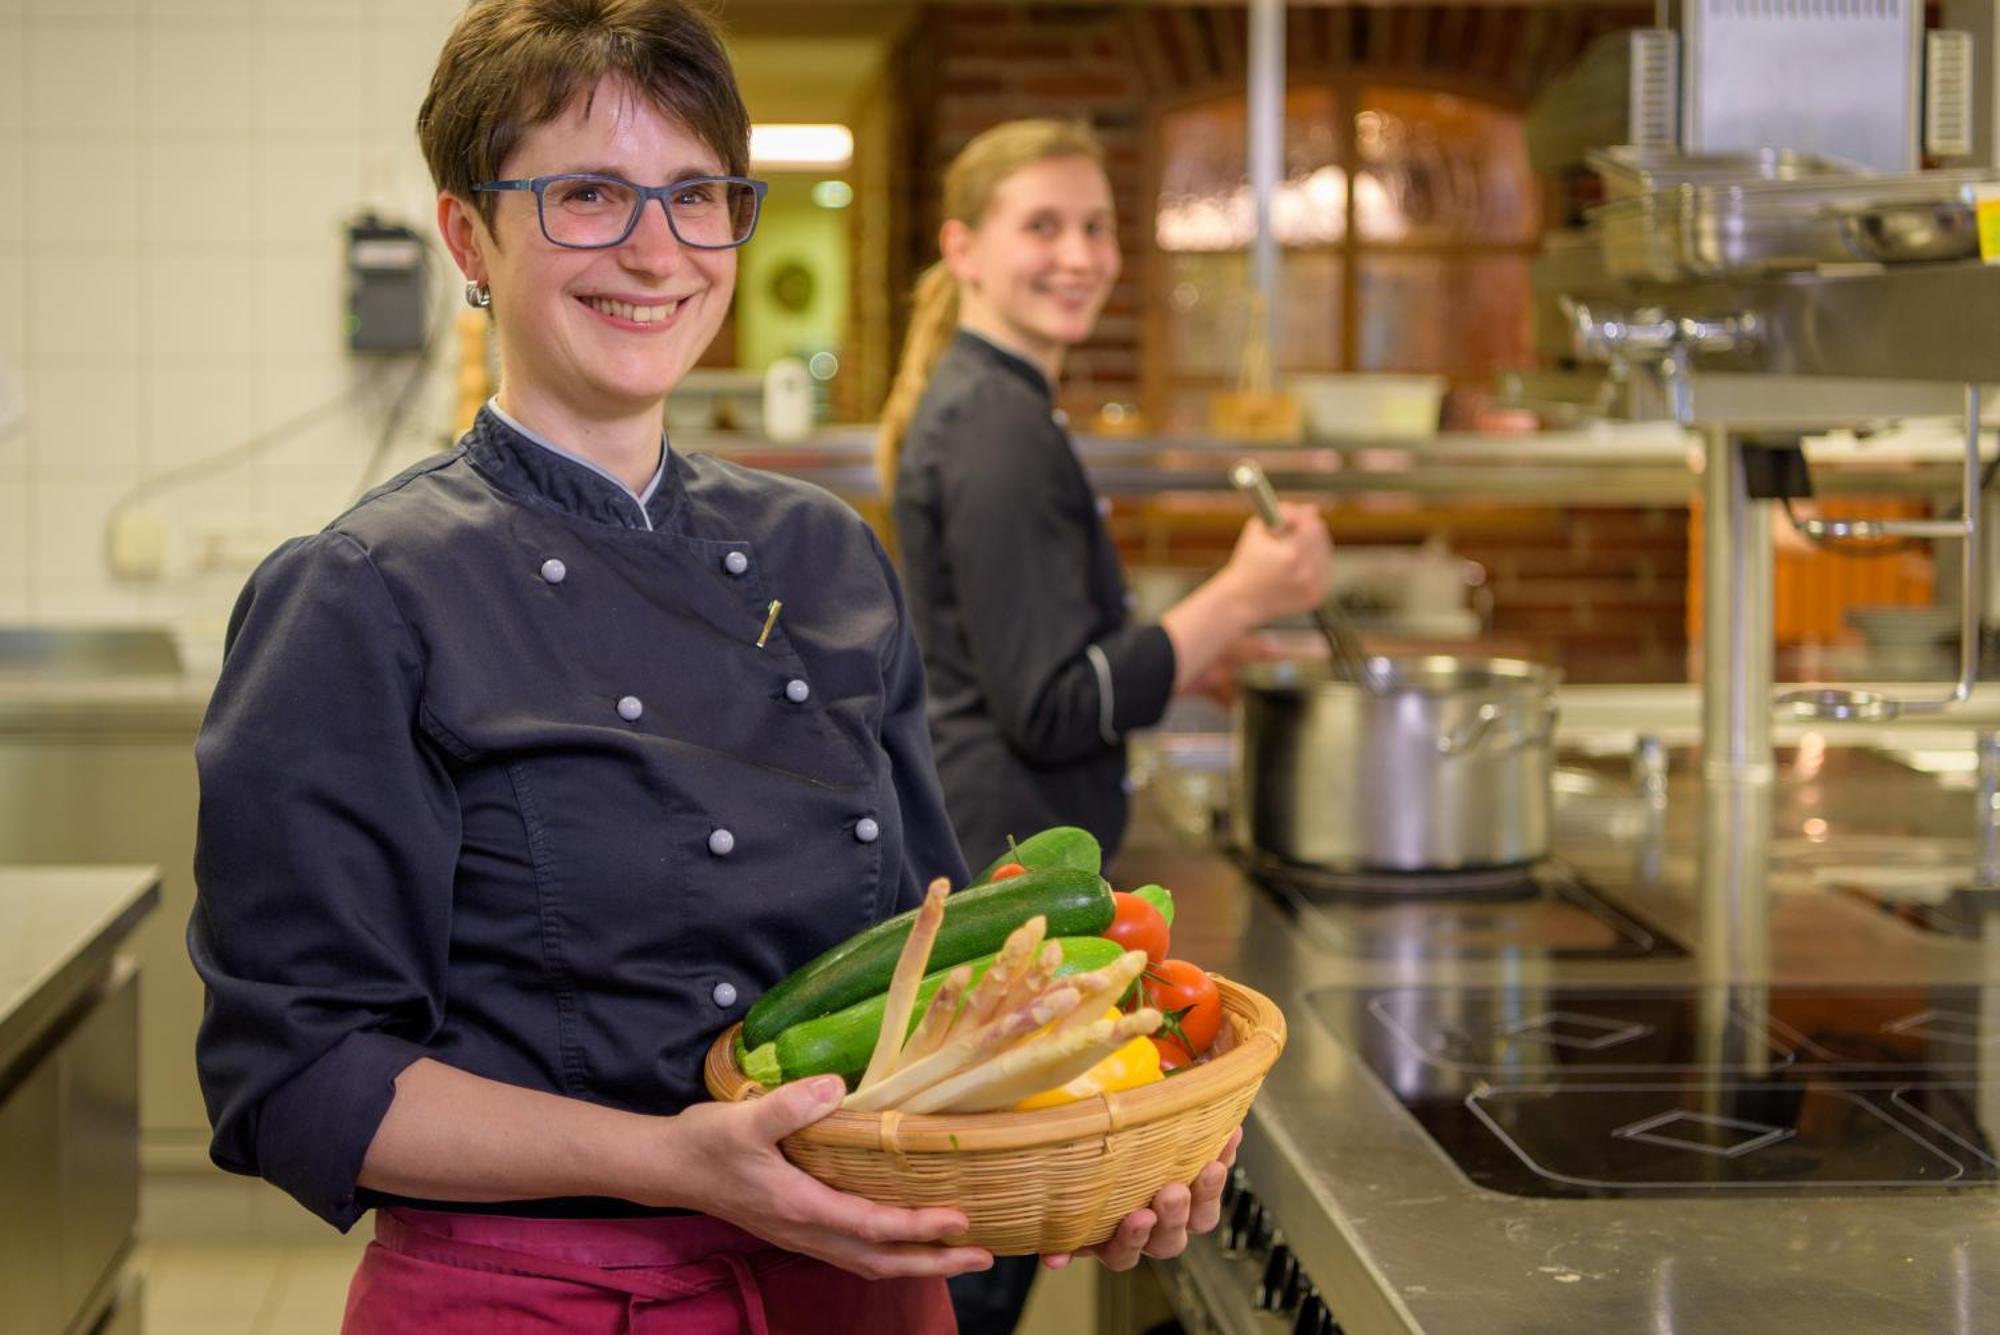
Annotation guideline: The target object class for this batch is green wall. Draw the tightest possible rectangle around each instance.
[735,175,848,372]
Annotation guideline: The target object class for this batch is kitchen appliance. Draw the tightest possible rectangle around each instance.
[1232,655,1559,874]
[1676,0,1923,173]
[1317,983,2000,1199]
[1244,855,1686,961]
[1142,1164,1345,1334]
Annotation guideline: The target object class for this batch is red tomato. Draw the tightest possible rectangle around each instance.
[1143,959,1222,1058]
[1151,1036,1190,1071]
[989,862,1029,882]
[1104,891,1171,964]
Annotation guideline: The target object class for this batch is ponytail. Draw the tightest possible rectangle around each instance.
[873,118,1107,502]
[875,262,961,497]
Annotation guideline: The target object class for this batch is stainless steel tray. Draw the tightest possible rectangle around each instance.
[1588,168,1999,281]
[1586,145,1868,200]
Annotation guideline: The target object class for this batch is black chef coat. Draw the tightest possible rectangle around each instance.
[891,330,1176,871]
[191,404,965,1231]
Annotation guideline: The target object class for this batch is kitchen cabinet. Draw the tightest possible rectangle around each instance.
[0,867,157,1335]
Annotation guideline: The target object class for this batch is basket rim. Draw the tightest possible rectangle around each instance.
[703,974,1286,1154]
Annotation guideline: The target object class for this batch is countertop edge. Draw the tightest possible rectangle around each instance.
[0,866,162,1079]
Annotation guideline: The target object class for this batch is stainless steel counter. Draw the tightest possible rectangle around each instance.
[1,866,160,1074]
[677,423,1970,506]
[1113,747,2000,1334]
[0,865,158,1335]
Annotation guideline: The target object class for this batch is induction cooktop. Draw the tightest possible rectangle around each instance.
[1244,856,1687,961]
[1311,984,2000,1198]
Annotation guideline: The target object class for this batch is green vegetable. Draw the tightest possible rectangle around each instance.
[1131,884,1175,927]
[741,864,1114,1050]
[739,936,1125,1086]
[969,826,1101,886]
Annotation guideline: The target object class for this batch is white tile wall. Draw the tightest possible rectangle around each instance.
[144,22,255,134]
[0,138,21,247]
[26,21,141,133]
[5,0,469,629]
[0,22,24,133]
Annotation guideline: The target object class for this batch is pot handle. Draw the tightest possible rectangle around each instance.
[1436,698,1558,757]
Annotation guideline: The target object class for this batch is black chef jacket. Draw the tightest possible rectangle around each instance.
[191,404,965,1231]
[892,330,1176,871]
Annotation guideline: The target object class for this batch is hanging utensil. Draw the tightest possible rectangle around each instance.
[1228,458,1379,691]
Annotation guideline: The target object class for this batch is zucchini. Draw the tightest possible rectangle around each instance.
[741,864,1113,1050]
[968,825,1101,886]
[741,937,1125,1086]
[1132,883,1175,926]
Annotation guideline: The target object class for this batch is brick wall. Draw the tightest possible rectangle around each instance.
[882,3,1648,418]
[879,4,1686,685]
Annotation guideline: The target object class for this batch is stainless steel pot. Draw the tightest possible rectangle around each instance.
[1232,654,1559,874]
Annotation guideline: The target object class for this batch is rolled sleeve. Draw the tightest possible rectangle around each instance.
[191,531,460,1230]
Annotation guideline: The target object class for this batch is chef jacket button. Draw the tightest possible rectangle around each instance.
[708,828,735,856]
[712,981,738,1008]
[1052,408,1070,428]
[1097,496,1114,518]
[616,695,643,722]
[785,678,811,704]
[723,550,750,576]
[539,557,568,585]
[854,817,880,844]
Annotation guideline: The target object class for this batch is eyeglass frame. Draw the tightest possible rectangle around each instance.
[472,173,770,251]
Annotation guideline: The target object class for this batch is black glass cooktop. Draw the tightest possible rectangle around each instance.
[1244,855,1687,962]
[1312,984,2000,1198]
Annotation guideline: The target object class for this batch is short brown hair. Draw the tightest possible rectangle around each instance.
[418,0,749,228]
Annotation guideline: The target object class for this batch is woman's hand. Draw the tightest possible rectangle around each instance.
[666,1075,995,1282]
[1039,1128,1241,1272]
[1163,501,1335,694]
[1222,501,1334,625]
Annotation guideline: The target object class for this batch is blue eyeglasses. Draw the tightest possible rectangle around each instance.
[473,174,768,250]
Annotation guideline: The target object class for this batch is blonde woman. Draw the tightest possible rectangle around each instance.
[883,120,1331,885]
[880,119,1333,1334]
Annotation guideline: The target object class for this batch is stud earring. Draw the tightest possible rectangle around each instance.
[464,281,492,309]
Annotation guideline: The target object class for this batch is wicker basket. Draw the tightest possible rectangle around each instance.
[703,975,1285,1255]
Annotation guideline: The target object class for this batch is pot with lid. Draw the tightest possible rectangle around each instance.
[1232,654,1560,874]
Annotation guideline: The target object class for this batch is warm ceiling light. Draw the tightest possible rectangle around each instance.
[751,124,853,170]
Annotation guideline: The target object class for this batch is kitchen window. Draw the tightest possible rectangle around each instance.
[1147,82,1542,433]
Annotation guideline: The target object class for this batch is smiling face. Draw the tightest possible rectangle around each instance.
[439,78,737,434]
[943,154,1120,376]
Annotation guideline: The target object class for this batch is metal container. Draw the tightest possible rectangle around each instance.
[1836,199,1980,264]
[1589,167,2000,282]
[1232,655,1559,874]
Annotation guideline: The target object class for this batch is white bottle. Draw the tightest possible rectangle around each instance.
[763,357,814,444]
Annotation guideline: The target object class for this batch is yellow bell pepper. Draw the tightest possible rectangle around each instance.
[1013,1017,1165,1111]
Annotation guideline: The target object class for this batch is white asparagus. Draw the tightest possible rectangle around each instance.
[997,940,1065,1017]
[854,878,949,1094]
[845,983,1082,1112]
[902,1008,1164,1115]
[896,963,973,1070]
[943,915,1045,1044]
[1046,949,1149,1040]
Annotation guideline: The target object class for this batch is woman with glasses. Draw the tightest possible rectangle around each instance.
[190,4,1225,1331]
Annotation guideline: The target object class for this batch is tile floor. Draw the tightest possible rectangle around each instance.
[138,1171,1098,1335]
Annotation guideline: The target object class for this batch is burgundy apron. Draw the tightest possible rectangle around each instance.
[341,1208,958,1335]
